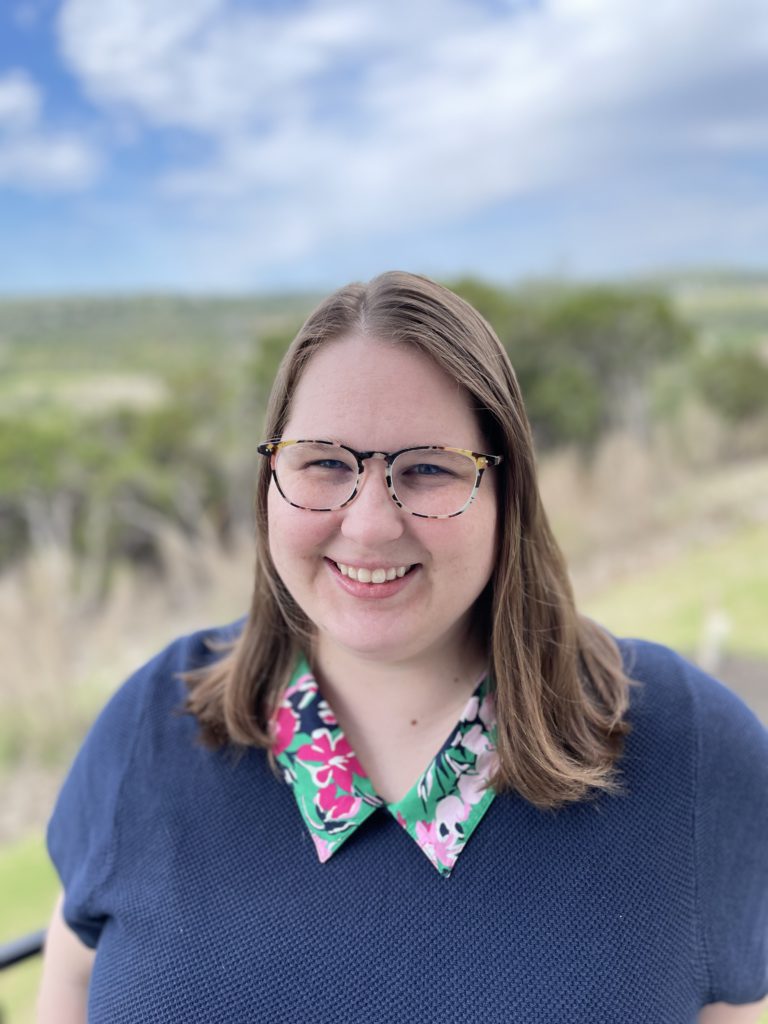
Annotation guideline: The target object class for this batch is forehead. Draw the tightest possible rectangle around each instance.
[283,333,484,449]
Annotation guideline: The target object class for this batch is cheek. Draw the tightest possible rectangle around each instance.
[267,488,300,573]
[424,498,497,585]
[267,487,334,570]
[460,498,498,589]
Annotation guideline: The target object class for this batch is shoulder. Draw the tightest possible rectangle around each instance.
[133,616,246,691]
[53,617,246,813]
[95,617,245,732]
[47,617,248,947]
[613,637,767,824]
[617,636,766,746]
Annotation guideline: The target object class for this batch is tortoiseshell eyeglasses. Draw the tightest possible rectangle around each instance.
[257,439,502,519]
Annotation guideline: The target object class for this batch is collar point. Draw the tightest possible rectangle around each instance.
[312,834,335,863]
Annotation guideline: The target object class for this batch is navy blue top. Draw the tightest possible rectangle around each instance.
[47,624,768,1023]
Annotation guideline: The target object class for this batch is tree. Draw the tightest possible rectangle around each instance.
[693,349,768,423]
[451,280,693,449]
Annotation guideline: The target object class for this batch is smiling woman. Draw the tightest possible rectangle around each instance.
[38,273,768,1023]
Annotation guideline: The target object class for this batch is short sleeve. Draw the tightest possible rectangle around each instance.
[45,625,226,948]
[693,664,768,1004]
[46,652,160,947]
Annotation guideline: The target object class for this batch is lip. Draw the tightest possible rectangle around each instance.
[324,557,420,599]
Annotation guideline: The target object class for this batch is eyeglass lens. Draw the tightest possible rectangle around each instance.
[274,442,478,516]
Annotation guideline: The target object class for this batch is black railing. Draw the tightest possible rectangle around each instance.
[0,929,46,970]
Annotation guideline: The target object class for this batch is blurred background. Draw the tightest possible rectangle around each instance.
[1,0,767,1018]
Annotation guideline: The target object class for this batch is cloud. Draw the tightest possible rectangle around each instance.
[0,69,100,190]
[58,0,357,132]
[0,70,40,127]
[53,0,768,274]
[0,133,99,189]
[697,118,768,152]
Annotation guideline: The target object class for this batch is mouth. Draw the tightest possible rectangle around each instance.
[329,560,417,585]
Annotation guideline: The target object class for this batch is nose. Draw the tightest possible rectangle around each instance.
[339,457,405,545]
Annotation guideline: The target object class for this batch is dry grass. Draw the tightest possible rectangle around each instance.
[0,524,253,841]
[1,370,167,415]
[540,424,768,596]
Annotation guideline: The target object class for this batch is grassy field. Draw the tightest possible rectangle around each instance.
[0,834,58,1024]
[0,293,314,374]
[581,522,768,658]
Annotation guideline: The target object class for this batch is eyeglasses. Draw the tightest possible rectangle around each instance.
[257,439,502,519]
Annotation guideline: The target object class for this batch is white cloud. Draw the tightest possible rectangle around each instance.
[58,0,367,132]
[0,69,101,190]
[54,0,768,270]
[0,132,99,189]
[0,70,40,127]
[697,118,768,152]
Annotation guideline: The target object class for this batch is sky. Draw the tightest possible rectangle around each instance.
[0,0,767,294]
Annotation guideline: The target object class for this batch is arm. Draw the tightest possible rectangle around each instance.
[699,998,768,1023]
[688,661,768,1015]
[37,891,96,1024]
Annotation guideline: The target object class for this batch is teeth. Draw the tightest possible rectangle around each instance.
[335,562,411,583]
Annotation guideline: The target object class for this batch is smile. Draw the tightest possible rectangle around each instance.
[334,561,413,584]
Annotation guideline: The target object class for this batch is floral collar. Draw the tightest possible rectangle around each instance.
[272,658,498,878]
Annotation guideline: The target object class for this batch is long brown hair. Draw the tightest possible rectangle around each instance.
[186,271,632,807]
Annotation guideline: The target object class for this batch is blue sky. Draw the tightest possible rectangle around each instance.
[1,0,767,294]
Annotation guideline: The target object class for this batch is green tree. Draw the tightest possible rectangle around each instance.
[693,349,768,423]
[451,280,693,449]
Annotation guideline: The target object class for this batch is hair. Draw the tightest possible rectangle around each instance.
[186,270,633,808]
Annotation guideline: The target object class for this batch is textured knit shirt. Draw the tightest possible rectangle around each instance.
[47,623,768,1023]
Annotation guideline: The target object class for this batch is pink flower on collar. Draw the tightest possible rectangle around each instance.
[317,784,363,822]
[296,729,365,793]
[312,834,333,863]
[272,705,300,757]
[415,819,460,871]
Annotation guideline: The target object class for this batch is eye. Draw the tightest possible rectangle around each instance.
[394,450,476,488]
[304,458,352,472]
[406,462,452,477]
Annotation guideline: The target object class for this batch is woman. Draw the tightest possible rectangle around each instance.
[39,272,767,1022]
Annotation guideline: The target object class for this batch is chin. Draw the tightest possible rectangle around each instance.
[314,613,426,663]
[325,631,416,663]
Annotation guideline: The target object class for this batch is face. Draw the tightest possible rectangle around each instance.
[267,333,498,670]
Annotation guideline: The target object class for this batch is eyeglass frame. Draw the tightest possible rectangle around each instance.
[257,438,503,519]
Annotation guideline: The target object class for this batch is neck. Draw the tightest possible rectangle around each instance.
[309,629,489,803]
[311,628,488,733]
